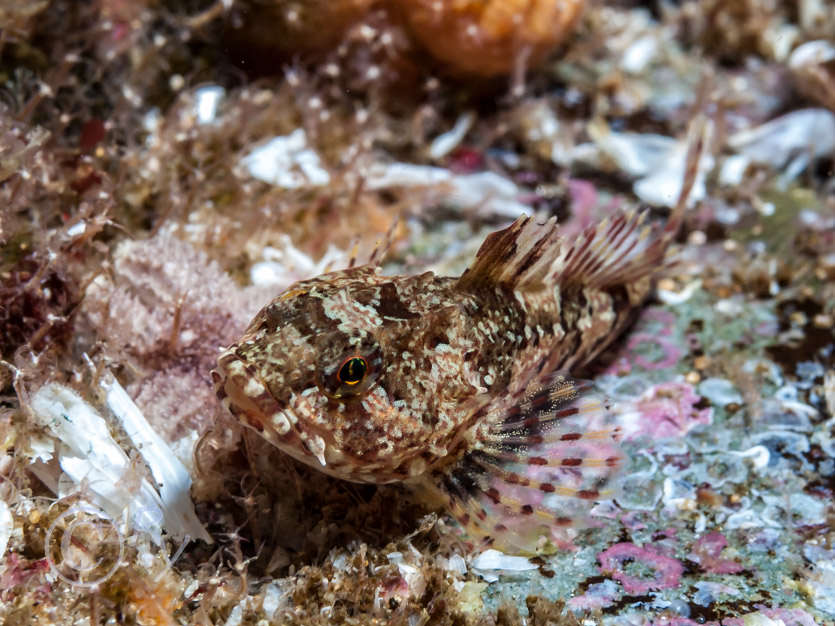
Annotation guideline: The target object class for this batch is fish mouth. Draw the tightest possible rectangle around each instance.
[213,349,342,473]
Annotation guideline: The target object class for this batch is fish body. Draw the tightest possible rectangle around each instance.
[214,115,704,552]
[213,206,684,552]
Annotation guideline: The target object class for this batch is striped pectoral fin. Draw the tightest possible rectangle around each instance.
[435,445,622,555]
[486,374,608,432]
[432,468,572,556]
[435,375,623,554]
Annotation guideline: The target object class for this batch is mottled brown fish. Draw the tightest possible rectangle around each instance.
[213,132,701,554]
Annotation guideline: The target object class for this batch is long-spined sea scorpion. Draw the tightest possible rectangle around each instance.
[213,123,704,553]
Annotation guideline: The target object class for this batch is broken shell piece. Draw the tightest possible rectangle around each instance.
[583,119,712,207]
[29,383,168,544]
[727,109,835,186]
[362,162,532,218]
[789,40,835,111]
[470,549,537,582]
[428,112,475,160]
[192,85,225,125]
[240,129,331,189]
[28,381,210,546]
[100,375,212,544]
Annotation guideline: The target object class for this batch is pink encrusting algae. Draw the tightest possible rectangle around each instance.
[689,532,744,575]
[597,542,685,594]
[619,381,713,441]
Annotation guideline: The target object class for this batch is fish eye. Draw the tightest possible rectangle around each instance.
[316,335,382,400]
[337,356,367,385]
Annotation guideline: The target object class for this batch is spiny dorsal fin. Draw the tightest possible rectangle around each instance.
[457,215,564,290]
[457,208,666,293]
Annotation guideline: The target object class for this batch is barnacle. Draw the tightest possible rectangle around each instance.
[392,0,586,76]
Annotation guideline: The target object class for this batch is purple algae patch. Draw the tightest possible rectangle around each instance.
[689,532,744,575]
[597,542,684,594]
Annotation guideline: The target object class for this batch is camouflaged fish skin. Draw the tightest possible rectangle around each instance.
[212,200,695,552]
[214,208,672,471]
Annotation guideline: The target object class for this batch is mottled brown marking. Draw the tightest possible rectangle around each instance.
[213,184,697,551]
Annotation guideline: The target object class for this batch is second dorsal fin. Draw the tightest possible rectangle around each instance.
[457,112,706,293]
[457,209,663,292]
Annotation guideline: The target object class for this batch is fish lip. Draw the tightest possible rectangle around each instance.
[215,348,336,468]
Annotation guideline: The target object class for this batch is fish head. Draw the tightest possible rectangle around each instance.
[213,267,470,483]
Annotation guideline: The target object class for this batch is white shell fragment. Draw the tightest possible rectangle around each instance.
[29,380,210,546]
[789,40,835,111]
[582,119,713,208]
[586,127,676,178]
[100,374,211,544]
[620,35,659,74]
[471,549,537,582]
[364,162,451,188]
[727,109,835,186]
[657,278,702,305]
[0,500,12,558]
[30,383,167,544]
[241,129,331,188]
[428,111,474,160]
[193,85,225,125]
[363,162,531,218]
[789,40,835,68]
[250,235,348,289]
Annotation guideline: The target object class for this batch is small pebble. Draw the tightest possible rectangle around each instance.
[694,355,710,370]
[688,230,707,245]
[697,487,722,508]
[685,371,701,384]
[169,74,185,91]
[699,377,743,406]
[813,314,832,328]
